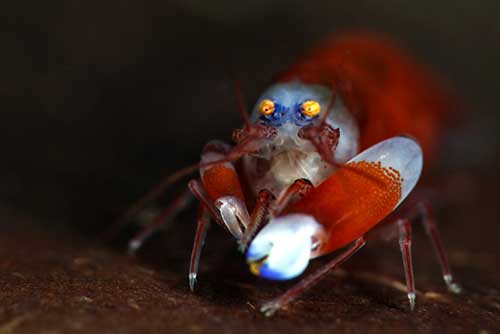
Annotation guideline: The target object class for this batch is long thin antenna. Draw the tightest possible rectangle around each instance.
[103,149,252,240]
[233,79,251,130]
[319,84,336,125]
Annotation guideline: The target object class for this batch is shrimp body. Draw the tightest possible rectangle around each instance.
[244,32,443,260]
[243,33,459,314]
[118,31,460,316]
[243,81,359,197]
[278,32,453,163]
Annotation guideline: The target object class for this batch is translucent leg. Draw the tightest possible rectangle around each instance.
[101,163,200,241]
[417,202,462,294]
[238,179,313,252]
[397,219,416,311]
[108,128,276,240]
[189,177,261,248]
[260,237,366,317]
[273,179,314,215]
[237,190,275,252]
[187,179,223,225]
[128,189,193,254]
[188,179,250,291]
[189,206,211,291]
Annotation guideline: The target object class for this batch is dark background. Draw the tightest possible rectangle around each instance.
[1,1,499,333]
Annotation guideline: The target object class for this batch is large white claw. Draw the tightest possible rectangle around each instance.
[349,136,423,207]
[246,214,324,280]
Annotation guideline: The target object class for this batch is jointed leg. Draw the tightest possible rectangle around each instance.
[260,237,366,316]
[102,163,200,241]
[238,179,314,252]
[187,179,248,292]
[376,200,460,310]
[237,190,275,252]
[187,179,246,291]
[188,179,224,225]
[189,205,211,291]
[128,188,193,254]
[273,179,314,215]
[397,219,416,310]
[415,202,461,294]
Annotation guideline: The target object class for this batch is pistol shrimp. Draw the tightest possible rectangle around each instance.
[112,31,461,316]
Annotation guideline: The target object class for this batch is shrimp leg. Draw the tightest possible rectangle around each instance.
[413,202,461,294]
[127,189,193,254]
[397,218,416,310]
[260,237,366,317]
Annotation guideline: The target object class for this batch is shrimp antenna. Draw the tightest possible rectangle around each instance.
[233,79,251,130]
[319,84,336,125]
[104,149,253,239]
[106,74,254,238]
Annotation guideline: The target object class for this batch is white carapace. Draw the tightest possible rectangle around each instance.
[243,81,360,197]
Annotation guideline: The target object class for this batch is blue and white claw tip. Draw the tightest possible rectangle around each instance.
[246,214,325,281]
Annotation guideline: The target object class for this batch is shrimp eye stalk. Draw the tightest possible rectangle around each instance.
[300,100,321,117]
[259,99,275,116]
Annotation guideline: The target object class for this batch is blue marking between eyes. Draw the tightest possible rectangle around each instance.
[259,100,320,127]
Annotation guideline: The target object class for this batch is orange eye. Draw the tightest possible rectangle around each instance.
[259,99,275,116]
[300,100,321,117]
